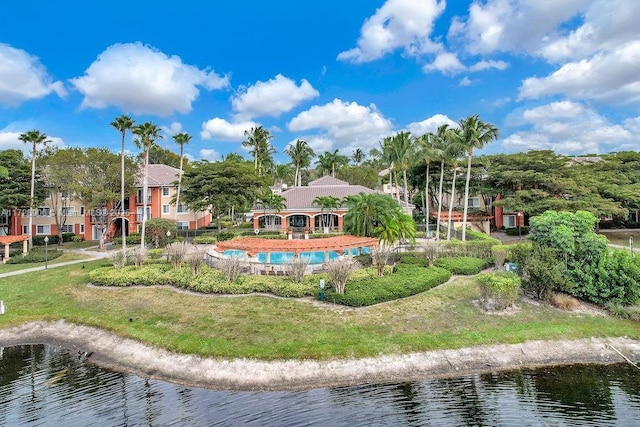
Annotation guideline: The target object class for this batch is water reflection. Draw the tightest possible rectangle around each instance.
[0,344,638,426]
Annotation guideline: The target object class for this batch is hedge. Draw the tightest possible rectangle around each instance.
[477,271,521,310]
[324,265,451,307]
[193,233,217,244]
[6,247,63,264]
[433,257,490,275]
[32,233,76,246]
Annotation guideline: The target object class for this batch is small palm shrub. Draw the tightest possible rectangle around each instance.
[477,272,521,310]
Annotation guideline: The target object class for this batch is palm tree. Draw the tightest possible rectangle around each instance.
[445,129,466,240]
[352,148,365,166]
[172,132,192,220]
[315,150,348,177]
[433,124,452,240]
[313,195,341,233]
[19,130,50,248]
[285,139,315,187]
[259,192,286,230]
[459,115,499,240]
[110,115,135,252]
[243,126,274,176]
[391,131,414,211]
[381,136,398,201]
[132,122,162,249]
[418,132,443,237]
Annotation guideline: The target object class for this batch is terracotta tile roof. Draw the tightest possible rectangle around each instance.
[0,235,30,244]
[135,164,180,187]
[215,235,379,257]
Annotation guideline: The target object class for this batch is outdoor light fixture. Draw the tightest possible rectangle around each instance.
[44,236,49,269]
[319,279,325,301]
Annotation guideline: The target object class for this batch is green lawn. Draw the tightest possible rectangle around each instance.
[0,253,93,273]
[0,260,637,360]
[599,230,640,248]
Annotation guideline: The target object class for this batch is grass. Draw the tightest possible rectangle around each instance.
[0,261,637,360]
[598,229,640,248]
[0,252,93,273]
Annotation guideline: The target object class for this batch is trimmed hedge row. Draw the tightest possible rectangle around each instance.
[324,265,451,307]
[32,233,76,246]
[433,257,491,275]
[7,247,63,264]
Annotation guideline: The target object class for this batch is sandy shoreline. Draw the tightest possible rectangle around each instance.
[0,321,638,391]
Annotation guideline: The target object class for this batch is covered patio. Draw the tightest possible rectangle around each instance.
[0,235,29,264]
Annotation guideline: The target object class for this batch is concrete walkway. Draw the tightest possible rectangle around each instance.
[0,248,111,278]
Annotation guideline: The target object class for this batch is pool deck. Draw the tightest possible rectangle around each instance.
[214,235,378,257]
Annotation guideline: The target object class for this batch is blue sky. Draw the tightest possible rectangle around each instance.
[1,0,639,163]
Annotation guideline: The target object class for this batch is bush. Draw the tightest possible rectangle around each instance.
[550,293,579,310]
[216,231,236,241]
[491,245,510,269]
[113,233,142,245]
[477,271,521,310]
[325,265,451,306]
[326,258,359,294]
[71,235,84,242]
[166,242,189,270]
[6,247,63,264]
[186,249,207,275]
[308,232,345,239]
[433,257,489,275]
[605,302,640,321]
[512,245,570,300]
[399,254,428,267]
[284,257,309,283]
[32,233,76,246]
[193,233,217,244]
[505,226,529,236]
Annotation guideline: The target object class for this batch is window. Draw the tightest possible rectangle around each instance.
[468,197,481,208]
[23,225,28,235]
[162,187,170,196]
[177,204,189,214]
[136,207,151,222]
[62,224,74,233]
[61,207,75,217]
[80,206,85,215]
[162,205,170,214]
[36,225,51,235]
[177,221,189,230]
[136,189,152,204]
[80,224,85,233]
[503,215,516,228]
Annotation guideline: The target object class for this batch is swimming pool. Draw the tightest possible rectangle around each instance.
[223,248,372,264]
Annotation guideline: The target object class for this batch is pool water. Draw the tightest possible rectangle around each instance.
[223,247,372,264]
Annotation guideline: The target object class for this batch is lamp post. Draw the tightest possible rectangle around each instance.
[629,236,634,256]
[44,236,49,269]
[166,230,171,244]
[319,279,325,301]
[517,212,523,240]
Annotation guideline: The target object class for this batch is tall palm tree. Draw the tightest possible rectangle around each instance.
[352,148,365,166]
[315,150,348,177]
[418,132,443,237]
[243,126,274,176]
[110,115,135,252]
[172,132,192,220]
[433,124,452,240]
[459,115,499,240]
[313,195,341,233]
[132,122,162,249]
[259,192,286,230]
[445,129,466,240]
[381,136,398,201]
[285,139,315,187]
[19,130,50,248]
[391,131,414,211]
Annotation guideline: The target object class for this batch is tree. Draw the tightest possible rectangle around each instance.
[259,191,286,230]
[172,132,192,220]
[344,193,415,246]
[145,145,185,168]
[418,132,443,236]
[180,159,268,237]
[315,150,348,177]
[285,139,315,187]
[391,131,414,211]
[433,124,452,239]
[381,136,399,201]
[352,148,365,166]
[459,115,498,241]
[40,147,85,245]
[145,218,177,248]
[312,195,341,232]
[111,114,135,252]
[444,128,466,240]
[74,148,137,250]
[243,126,275,176]
[0,149,47,235]
[132,122,162,249]
[18,130,50,247]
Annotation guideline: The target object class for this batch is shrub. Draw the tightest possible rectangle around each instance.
[505,226,529,236]
[114,233,142,245]
[193,233,217,244]
[284,257,309,283]
[325,265,451,306]
[550,293,579,311]
[477,272,521,310]
[605,302,640,321]
[166,242,189,270]
[129,247,147,268]
[433,257,489,275]
[216,231,236,241]
[71,235,84,242]
[110,250,127,269]
[6,247,63,264]
[218,256,243,283]
[399,254,427,267]
[491,245,509,269]
[326,258,359,294]
[513,245,570,300]
[371,247,392,276]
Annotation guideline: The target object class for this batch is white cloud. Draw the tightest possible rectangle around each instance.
[231,74,319,120]
[0,128,64,152]
[161,122,183,136]
[519,41,640,105]
[501,101,636,154]
[0,43,66,105]
[288,99,393,152]
[200,118,256,141]
[422,52,466,75]
[199,148,221,162]
[406,114,458,135]
[469,59,509,72]
[70,42,229,116]
[459,77,472,87]
[337,0,446,63]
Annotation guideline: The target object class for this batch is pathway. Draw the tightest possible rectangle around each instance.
[0,247,110,278]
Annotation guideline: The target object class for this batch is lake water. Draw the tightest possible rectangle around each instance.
[1,344,639,426]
